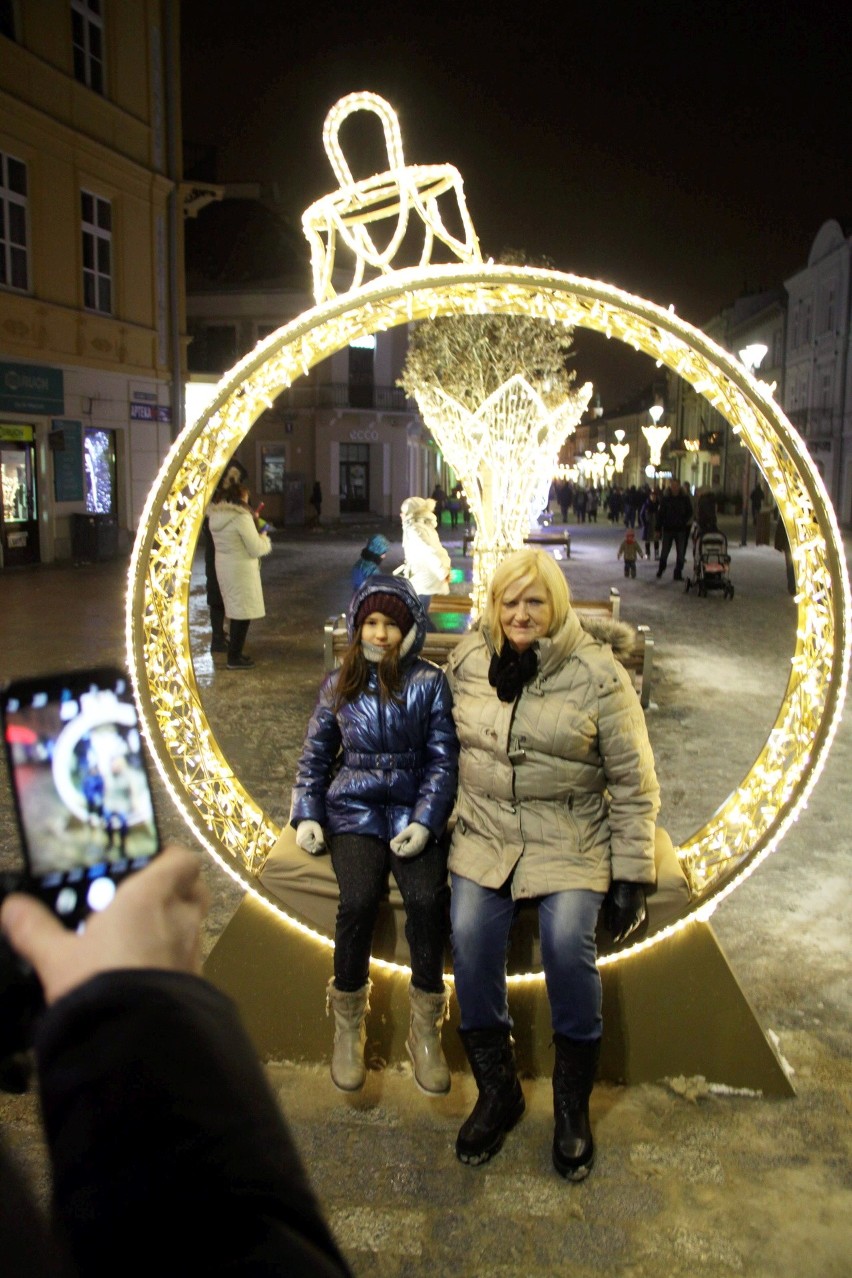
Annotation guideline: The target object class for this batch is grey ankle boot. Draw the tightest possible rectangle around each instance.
[326,978,371,1092]
[406,983,451,1095]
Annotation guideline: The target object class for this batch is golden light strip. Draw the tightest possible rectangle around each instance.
[127,263,850,972]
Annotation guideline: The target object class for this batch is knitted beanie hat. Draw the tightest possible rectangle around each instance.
[355,589,414,634]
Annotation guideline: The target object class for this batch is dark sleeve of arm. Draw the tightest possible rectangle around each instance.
[36,970,352,1277]
[411,671,459,834]
[290,677,342,827]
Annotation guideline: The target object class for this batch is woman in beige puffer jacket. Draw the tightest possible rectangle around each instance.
[446,548,660,1180]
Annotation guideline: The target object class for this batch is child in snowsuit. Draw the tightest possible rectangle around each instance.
[617,528,645,578]
[350,533,390,591]
[291,575,459,1097]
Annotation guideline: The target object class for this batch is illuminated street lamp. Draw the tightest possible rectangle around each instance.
[738,343,769,545]
[642,404,670,482]
[610,427,630,475]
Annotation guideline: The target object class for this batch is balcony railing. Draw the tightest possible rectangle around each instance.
[275,383,415,412]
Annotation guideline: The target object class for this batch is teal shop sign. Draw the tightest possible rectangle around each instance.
[0,362,64,415]
[51,419,85,502]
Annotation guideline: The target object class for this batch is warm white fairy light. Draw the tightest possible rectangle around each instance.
[642,405,671,467]
[302,91,481,303]
[610,428,629,474]
[127,96,848,974]
[412,373,591,614]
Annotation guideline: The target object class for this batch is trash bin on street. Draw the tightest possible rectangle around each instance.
[71,513,119,563]
[755,509,771,546]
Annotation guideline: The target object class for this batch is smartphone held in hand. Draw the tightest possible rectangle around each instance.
[1,666,161,931]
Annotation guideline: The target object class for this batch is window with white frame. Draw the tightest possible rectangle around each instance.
[803,299,812,343]
[71,0,104,94]
[81,190,112,313]
[825,286,835,333]
[0,151,28,291]
[819,370,832,409]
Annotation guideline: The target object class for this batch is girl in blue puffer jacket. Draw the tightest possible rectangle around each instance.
[291,575,458,1097]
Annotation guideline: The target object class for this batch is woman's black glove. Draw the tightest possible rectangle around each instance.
[604,881,647,944]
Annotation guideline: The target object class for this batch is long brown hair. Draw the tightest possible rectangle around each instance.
[333,624,405,709]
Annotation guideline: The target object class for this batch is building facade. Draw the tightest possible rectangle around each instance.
[0,1,184,567]
[784,219,852,525]
[185,189,446,526]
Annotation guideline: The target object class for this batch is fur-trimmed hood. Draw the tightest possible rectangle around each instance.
[576,613,638,664]
[346,572,428,657]
[454,608,638,672]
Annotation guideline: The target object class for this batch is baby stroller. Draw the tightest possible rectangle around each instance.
[685,526,734,598]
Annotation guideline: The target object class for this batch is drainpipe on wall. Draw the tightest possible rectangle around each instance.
[163,0,184,444]
[835,253,852,525]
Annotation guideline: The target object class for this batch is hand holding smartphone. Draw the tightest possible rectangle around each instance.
[1,666,161,932]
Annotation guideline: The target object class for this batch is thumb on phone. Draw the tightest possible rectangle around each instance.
[1,893,71,980]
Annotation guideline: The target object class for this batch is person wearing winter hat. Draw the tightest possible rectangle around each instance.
[351,533,390,591]
[290,575,458,1097]
[617,528,646,578]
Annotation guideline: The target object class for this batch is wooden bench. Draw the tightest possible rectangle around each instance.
[462,529,571,557]
[323,588,654,708]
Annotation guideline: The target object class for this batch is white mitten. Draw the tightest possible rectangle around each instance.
[295,820,327,855]
[389,822,431,859]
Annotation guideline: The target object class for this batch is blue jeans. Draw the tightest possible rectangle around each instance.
[450,873,604,1041]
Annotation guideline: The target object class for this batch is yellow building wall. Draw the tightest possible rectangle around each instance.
[0,1,185,379]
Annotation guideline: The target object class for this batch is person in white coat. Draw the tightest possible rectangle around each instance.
[207,476,271,669]
[398,496,451,631]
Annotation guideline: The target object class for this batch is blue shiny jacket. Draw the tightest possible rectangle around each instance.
[290,576,459,842]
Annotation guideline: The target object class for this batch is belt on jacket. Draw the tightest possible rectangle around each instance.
[344,750,425,770]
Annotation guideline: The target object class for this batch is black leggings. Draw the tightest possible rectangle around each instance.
[329,833,449,993]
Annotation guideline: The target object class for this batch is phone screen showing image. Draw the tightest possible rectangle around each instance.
[1,667,160,930]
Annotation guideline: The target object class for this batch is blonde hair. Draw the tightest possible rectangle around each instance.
[484,548,571,653]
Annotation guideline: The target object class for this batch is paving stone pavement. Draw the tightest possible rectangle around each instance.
[1,516,850,1277]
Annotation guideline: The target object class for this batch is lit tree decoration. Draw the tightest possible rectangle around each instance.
[125,92,849,974]
[399,299,592,612]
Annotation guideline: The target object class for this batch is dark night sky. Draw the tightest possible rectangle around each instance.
[180,0,852,405]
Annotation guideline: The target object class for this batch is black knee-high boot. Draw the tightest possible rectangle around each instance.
[456,1028,525,1166]
[552,1034,601,1180]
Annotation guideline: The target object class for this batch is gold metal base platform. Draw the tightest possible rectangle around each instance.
[204,894,795,1098]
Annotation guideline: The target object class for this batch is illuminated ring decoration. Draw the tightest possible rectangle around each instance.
[52,699,147,824]
[127,263,850,974]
